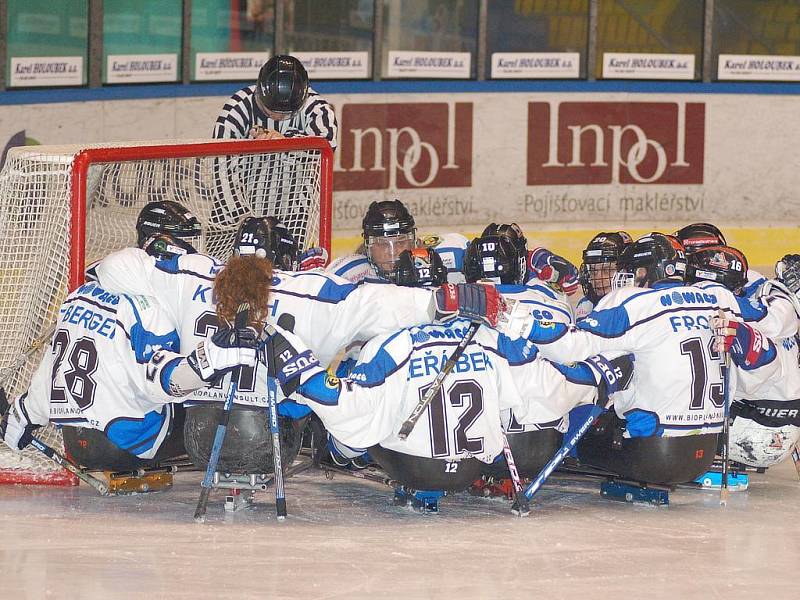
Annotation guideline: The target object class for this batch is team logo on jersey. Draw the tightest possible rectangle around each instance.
[324,374,340,390]
[422,235,442,248]
[411,330,430,344]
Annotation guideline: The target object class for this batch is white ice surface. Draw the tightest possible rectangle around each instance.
[1,461,799,600]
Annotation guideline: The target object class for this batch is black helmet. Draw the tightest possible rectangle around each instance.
[255,55,309,115]
[142,233,197,261]
[136,201,202,249]
[674,223,726,255]
[686,245,749,294]
[614,233,687,289]
[463,223,528,285]
[362,200,417,280]
[233,216,299,271]
[579,231,632,304]
[395,248,448,288]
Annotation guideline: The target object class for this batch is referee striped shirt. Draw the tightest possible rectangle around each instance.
[213,84,338,150]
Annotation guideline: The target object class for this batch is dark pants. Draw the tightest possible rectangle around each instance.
[369,445,484,492]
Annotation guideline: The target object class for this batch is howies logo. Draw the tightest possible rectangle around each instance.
[334,102,473,190]
[527,101,705,185]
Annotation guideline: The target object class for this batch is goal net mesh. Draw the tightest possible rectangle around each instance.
[0,138,330,484]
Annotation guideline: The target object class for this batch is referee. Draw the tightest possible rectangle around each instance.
[213,55,338,150]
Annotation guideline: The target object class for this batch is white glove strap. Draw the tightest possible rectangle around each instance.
[195,340,256,381]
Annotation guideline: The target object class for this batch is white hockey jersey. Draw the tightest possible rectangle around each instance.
[294,319,600,463]
[94,248,437,407]
[737,278,800,341]
[20,283,180,458]
[327,232,470,284]
[506,280,743,438]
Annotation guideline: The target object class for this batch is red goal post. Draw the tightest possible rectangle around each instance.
[0,136,333,485]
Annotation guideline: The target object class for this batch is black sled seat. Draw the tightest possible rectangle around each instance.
[369,445,484,492]
[482,429,563,479]
[577,414,717,485]
[183,405,306,473]
[62,405,187,471]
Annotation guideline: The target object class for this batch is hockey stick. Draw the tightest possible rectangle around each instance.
[501,432,530,517]
[0,321,58,389]
[194,303,250,523]
[28,434,110,496]
[264,313,297,521]
[523,403,607,501]
[398,321,481,440]
[718,309,732,507]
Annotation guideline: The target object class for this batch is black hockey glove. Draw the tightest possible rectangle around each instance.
[262,326,324,397]
[188,325,258,382]
[585,354,635,407]
[776,254,800,296]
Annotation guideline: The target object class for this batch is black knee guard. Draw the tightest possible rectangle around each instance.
[368,445,484,492]
[183,405,307,473]
[578,414,717,484]
[63,406,186,471]
[483,429,564,479]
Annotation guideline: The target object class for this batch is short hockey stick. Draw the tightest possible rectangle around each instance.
[718,309,732,507]
[265,313,297,520]
[28,434,110,496]
[523,403,606,501]
[398,321,481,440]
[501,432,529,517]
[194,303,249,523]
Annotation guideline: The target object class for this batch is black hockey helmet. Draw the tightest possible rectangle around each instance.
[233,216,300,271]
[255,55,309,116]
[579,231,633,304]
[395,247,448,288]
[686,245,749,295]
[463,223,528,285]
[674,223,726,255]
[142,233,197,261]
[136,201,202,249]
[362,200,417,280]
[613,233,687,289]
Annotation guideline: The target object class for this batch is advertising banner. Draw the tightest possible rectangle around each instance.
[106,54,179,84]
[386,51,471,78]
[194,52,269,81]
[8,56,84,87]
[491,53,580,79]
[603,53,695,80]
[718,54,800,81]
[294,52,370,79]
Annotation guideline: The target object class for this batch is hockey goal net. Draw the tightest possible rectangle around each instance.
[0,137,333,485]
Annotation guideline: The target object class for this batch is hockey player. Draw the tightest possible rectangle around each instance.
[499,233,745,484]
[576,231,632,320]
[261,314,632,494]
[0,279,257,469]
[136,200,203,250]
[675,222,766,295]
[213,55,337,149]
[462,223,576,478]
[328,201,580,293]
[689,248,800,468]
[92,215,504,471]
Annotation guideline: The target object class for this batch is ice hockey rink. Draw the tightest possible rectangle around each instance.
[0,460,797,599]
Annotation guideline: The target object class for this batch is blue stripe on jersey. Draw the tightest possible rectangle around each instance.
[123,296,180,363]
[736,295,768,322]
[154,257,216,282]
[551,360,598,386]
[299,372,340,405]
[742,277,767,299]
[623,409,664,437]
[493,332,539,366]
[160,357,183,395]
[576,305,631,338]
[335,257,369,277]
[347,331,406,387]
[272,273,358,304]
[508,282,560,300]
[105,409,167,456]
[277,399,313,418]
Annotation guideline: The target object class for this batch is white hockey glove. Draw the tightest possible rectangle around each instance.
[262,326,325,397]
[776,254,800,297]
[0,396,36,452]
[188,325,258,382]
[495,297,537,339]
